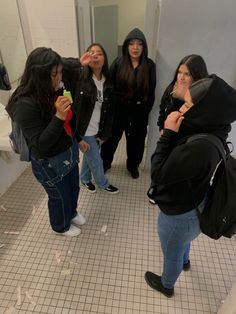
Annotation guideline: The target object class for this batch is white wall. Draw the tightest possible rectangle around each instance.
[0,0,27,84]
[146,0,236,168]
[18,0,79,57]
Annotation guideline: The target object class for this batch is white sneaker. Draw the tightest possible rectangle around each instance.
[149,198,156,205]
[58,224,81,237]
[71,213,86,226]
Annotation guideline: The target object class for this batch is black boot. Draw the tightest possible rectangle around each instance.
[126,160,139,179]
[183,260,191,271]
[144,271,174,298]
[103,164,111,173]
[130,169,139,179]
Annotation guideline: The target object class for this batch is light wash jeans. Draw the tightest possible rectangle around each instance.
[157,197,206,289]
[80,135,109,189]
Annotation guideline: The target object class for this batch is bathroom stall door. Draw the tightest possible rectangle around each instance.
[75,0,92,55]
[91,5,118,64]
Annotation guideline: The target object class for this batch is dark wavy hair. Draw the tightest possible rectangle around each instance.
[7,47,62,116]
[117,40,149,101]
[162,54,209,100]
[172,54,208,85]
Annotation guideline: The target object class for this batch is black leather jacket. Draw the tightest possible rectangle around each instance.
[73,77,114,141]
[62,58,114,142]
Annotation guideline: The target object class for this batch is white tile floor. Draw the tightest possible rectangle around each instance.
[0,138,236,314]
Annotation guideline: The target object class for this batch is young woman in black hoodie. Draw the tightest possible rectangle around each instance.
[145,75,236,297]
[101,28,156,179]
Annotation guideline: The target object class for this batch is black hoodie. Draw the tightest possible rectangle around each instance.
[122,28,148,58]
[150,75,236,215]
[110,28,156,115]
[179,74,236,142]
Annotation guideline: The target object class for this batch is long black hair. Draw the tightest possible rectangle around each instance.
[6,47,62,117]
[117,40,149,101]
[170,54,208,88]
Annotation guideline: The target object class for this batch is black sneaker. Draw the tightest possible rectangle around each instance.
[129,169,139,179]
[104,184,119,194]
[104,164,111,173]
[82,182,96,193]
[183,260,191,271]
[144,271,174,298]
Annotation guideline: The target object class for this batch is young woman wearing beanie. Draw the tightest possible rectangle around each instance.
[145,75,236,297]
[157,54,209,133]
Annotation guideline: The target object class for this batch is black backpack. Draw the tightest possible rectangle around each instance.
[187,134,236,240]
[9,121,30,162]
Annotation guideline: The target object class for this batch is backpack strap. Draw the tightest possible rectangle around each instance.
[186,133,227,163]
[186,133,227,218]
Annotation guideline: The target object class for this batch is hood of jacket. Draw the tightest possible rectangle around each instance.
[179,74,236,141]
[122,28,148,57]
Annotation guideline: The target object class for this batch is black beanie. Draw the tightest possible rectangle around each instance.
[179,74,236,142]
[189,78,213,104]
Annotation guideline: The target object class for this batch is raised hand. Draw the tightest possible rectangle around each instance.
[54,96,71,121]
[164,111,184,133]
[80,52,93,66]
[172,82,190,100]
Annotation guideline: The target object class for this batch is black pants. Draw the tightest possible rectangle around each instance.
[101,111,148,171]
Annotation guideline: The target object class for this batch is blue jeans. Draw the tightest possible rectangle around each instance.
[157,197,206,289]
[31,141,80,233]
[80,135,109,189]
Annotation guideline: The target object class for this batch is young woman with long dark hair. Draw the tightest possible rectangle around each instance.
[6,47,85,237]
[157,54,209,132]
[63,43,119,194]
[101,28,156,179]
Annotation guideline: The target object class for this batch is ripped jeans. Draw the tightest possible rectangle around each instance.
[31,141,80,232]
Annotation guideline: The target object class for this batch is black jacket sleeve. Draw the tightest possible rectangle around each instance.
[97,84,115,141]
[157,85,184,131]
[13,98,67,155]
[157,87,171,131]
[110,57,120,85]
[62,57,82,99]
[151,129,220,186]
